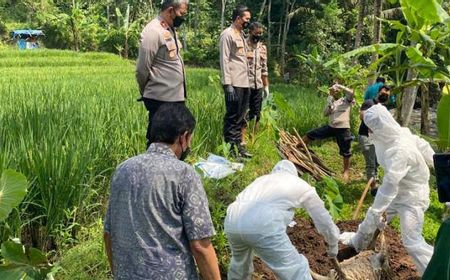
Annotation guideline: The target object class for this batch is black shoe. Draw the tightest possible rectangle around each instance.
[370,187,378,197]
[238,144,253,158]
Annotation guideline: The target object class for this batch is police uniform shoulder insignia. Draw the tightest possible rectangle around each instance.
[163,31,172,41]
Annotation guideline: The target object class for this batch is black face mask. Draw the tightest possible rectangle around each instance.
[180,147,191,161]
[377,93,389,103]
[251,35,262,43]
[242,21,249,30]
[172,10,186,28]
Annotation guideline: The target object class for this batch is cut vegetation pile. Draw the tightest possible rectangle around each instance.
[278,130,334,180]
[252,218,419,280]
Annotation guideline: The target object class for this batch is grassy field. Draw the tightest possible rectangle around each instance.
[0,49,446,279]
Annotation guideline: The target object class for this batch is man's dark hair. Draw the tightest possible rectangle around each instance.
[232,4,250,21]
[360,99,375,111]
[161,0,189,11]
[375,77,385,83]
[150,103,196,144]
[378,85,391,92]
[249,22,264,31]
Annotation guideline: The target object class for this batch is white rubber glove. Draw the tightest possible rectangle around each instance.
[263,86,270,99]
[339,232,356,245]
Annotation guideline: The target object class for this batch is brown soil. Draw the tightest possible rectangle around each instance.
[252,218,420,280]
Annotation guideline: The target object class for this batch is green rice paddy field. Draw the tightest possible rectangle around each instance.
[0,49,445,279]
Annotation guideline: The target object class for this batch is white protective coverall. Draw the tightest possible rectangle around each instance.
[225,160,340,280]
[340,104,434,276]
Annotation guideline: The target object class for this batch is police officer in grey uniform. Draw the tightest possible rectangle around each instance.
[242,22,269,144]
[136,0,189,148]
[219,5,252,158]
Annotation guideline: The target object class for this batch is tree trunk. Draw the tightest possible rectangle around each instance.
[267,0,272,54]
[194,0,200,36]
[354,0,366,49]
[257,0,267,22]
[421,84,430,135]
[220,0,226,31]
[70,18,79,52]
[124,34,129,59]
[107,5,110,30]
[371,0,383,63]
[280,0,296,75]
[276,1,285,58]
[398,68,418,126]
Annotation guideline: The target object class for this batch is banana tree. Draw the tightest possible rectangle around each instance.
[438,86,450,150]
[0,170,54,280]
[115,4,140,59]
[325,0,450,141]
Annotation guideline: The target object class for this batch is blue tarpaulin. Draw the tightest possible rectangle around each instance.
[11,30,44,49]
[12,30,44,38]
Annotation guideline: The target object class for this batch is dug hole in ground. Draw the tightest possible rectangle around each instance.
[244,218,419,280]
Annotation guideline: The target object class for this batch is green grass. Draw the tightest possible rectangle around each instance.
[0,49,446,279]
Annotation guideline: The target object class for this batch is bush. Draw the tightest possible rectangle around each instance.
[56,220,110,280]
[99,28,140,59]
[0,19,7,39]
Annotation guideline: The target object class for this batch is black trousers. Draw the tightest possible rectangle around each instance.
[143,98,185,148]
[246,88,263,124]
[223,86,250,144]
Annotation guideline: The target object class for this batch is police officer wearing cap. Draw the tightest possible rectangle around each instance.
[219,4,252,158]
[136,0,189,148]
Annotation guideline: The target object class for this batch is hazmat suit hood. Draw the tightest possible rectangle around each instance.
[363,104,401,144]
[271,160,298,176]
[364,104,435,167]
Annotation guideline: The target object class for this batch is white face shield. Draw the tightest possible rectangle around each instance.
[271,160,298,177]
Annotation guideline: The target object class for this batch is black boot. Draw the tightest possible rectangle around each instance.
[237,143,253,158]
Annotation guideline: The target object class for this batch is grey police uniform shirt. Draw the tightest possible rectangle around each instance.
[136,17,186,102]
[219,24,250,88]
[247,41,268,90]
[104,143,215,280]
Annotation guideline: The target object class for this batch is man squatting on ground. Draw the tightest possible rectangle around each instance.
[103,104,221,280]
[225,160,340,280]
[358,84,393,196]
[340,104,435,276]
[303,83,355,182]
[136,0,189,148]
[241,22,269,144]
[219,5,253,158]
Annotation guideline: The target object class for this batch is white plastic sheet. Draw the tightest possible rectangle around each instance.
[194,154,244,179]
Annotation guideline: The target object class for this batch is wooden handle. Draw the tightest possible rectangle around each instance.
[352,177,374,220]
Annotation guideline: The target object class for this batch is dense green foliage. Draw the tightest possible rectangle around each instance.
[0,0,380,78]
[0,49,446,278]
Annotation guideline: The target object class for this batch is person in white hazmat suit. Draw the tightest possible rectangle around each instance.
[339,104,435,276]
[225,160,340,280]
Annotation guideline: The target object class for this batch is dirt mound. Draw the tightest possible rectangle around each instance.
[252,218,419,280]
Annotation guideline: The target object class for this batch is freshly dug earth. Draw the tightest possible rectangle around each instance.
[252,218,420,280]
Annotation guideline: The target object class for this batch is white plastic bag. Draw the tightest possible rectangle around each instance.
[194,154,244,179]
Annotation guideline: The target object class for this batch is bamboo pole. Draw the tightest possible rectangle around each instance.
[352,177,375,220]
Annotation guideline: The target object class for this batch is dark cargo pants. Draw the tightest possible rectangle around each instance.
[245,88,263,124]
[223,87,250,145]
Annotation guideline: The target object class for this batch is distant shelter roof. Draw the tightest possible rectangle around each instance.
[11,30,45,38]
